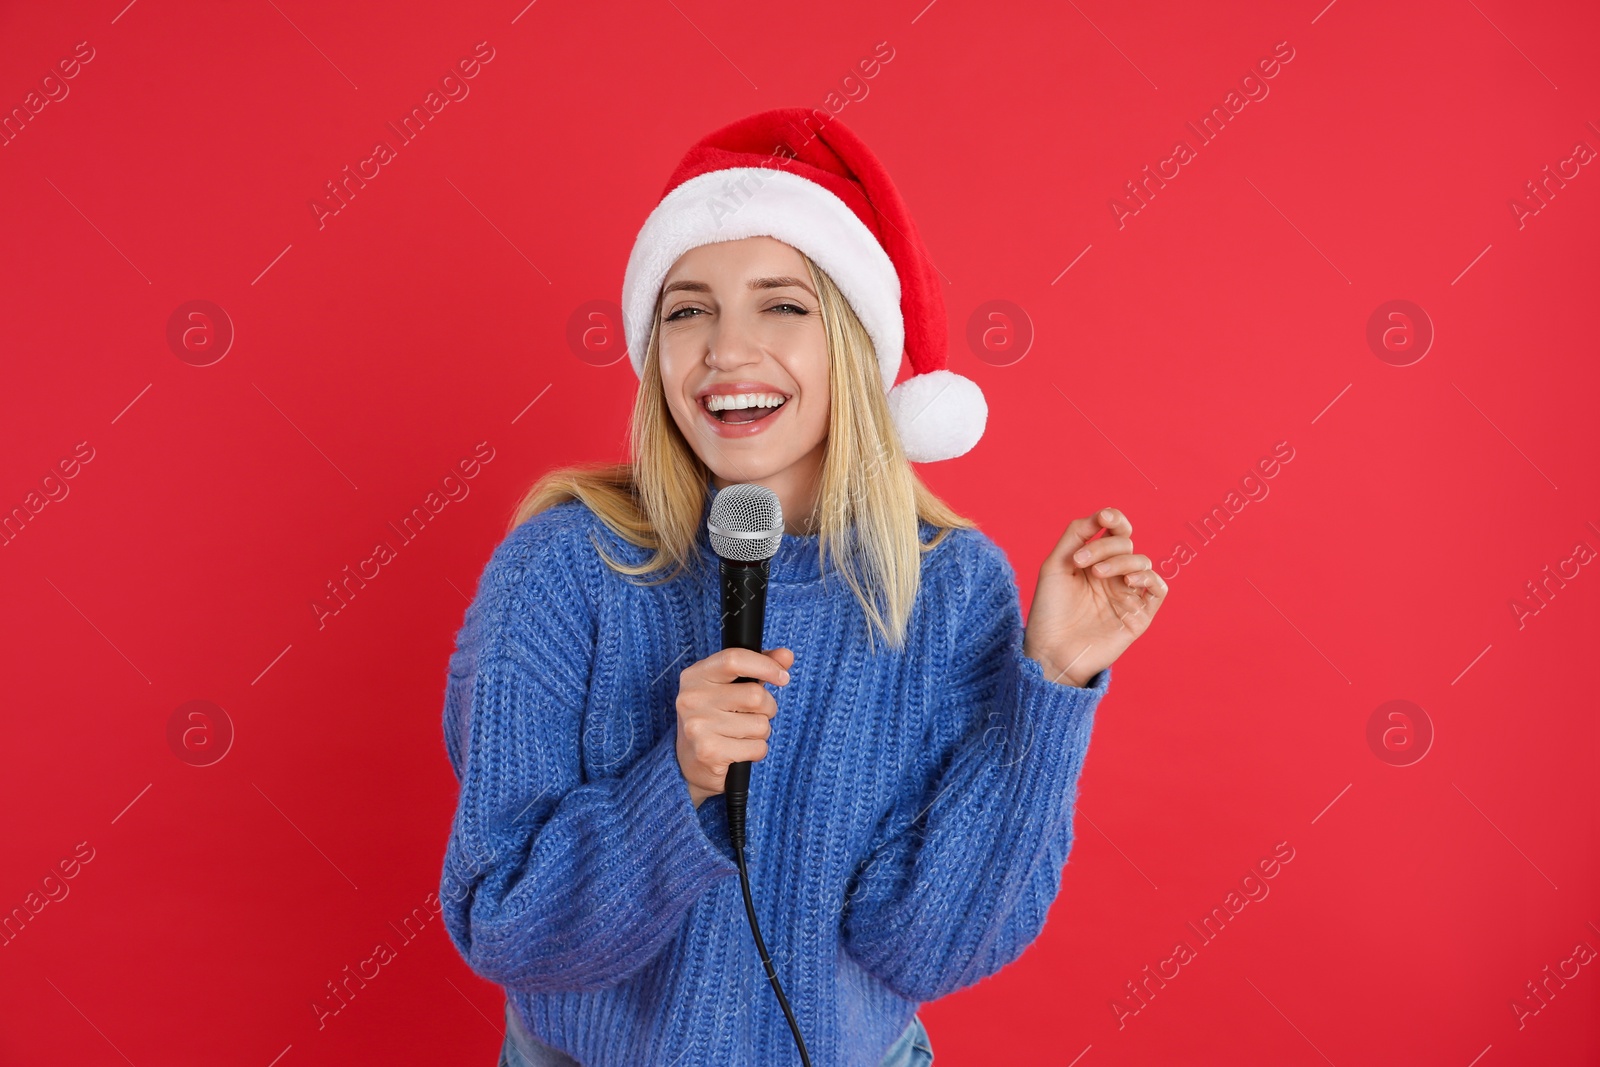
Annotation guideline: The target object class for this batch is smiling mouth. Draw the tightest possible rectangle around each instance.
[703,397,789,424]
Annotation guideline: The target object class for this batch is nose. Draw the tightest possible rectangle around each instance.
[704,311,764,371]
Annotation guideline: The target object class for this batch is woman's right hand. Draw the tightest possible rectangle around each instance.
[674,646,795,808]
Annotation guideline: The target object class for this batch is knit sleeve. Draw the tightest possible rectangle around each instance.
[438,506,739,994]
[838,531,1110,1003]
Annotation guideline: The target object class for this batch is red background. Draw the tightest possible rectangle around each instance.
[2,0,1597,1064]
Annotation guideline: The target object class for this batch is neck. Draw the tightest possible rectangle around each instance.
[708,442,825,536]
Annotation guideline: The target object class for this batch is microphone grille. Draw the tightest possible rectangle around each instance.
[707,483,784,561]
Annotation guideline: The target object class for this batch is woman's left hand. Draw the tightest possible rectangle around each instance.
[1022,507,1168,687]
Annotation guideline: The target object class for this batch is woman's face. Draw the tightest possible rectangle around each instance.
[656,235,831,490]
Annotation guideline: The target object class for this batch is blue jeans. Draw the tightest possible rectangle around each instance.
[499,999,934,1066]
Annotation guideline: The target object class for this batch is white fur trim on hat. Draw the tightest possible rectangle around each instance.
[621,167,903,394]
[888,369,988,462]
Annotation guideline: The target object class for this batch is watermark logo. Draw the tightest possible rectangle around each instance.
[0,440,95,549]
[0,40,95,150]
[311,891,443,1029]
[1110,841,1296,1028]
[706,40,897,230]
[965,299,1034,367]
[1158,440,1295,580]
[1510,933,1596,1030]
[566,300,628,367]
[1365,299,1432,366]
[166,300,234,366]
[1509,536,1595,630]
[167,700,235,767]
[1109,41,1296,229]
[1508,136,1595,230]
[313,442,495,630]
[1366,699,1433,767]
[308,42,496,230]
[0,840,96,949]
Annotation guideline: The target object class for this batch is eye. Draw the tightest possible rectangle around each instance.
[769,302,809,315]
[664,306,704,322]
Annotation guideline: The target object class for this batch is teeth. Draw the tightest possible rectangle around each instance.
[705,392,787,412]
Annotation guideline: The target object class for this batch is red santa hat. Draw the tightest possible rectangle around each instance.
[621,107,987,463]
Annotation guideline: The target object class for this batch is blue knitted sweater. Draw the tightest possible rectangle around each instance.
[438,490,1110,1066]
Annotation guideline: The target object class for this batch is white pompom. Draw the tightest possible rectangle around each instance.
[886,370,988,463]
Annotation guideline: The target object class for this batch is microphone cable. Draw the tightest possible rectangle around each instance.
[725,761,812,1066]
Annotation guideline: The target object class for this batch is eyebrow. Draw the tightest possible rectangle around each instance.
[661,275,817,298]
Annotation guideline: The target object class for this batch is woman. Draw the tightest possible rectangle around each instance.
[439,108,1167,1067]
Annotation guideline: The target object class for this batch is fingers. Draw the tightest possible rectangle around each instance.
[1123,568,1168,598]
[698,646,792,687]
[1096,507,1132,538]
[676,647,794,792]
[1083,550,1150,578]
[717,678,779,716]
[1072,536,1135,572]
[679,720,770,779]
[1047,512,1106,570]
[723,738,770,765]
[1047,507,1130,571]
[715,705,775,739]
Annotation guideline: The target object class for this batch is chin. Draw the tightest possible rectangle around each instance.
[704,452,791,482]
[674,411,821,484]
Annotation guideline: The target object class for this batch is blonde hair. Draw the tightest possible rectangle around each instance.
[509,250,976,652]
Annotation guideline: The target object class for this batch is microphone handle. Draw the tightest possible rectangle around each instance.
[720,557,769,850]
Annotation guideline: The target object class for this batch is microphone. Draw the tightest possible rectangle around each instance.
[706,482,812,1066]
[705,482,784,852]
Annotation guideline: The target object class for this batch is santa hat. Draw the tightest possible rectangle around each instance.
[621,107,987,463]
